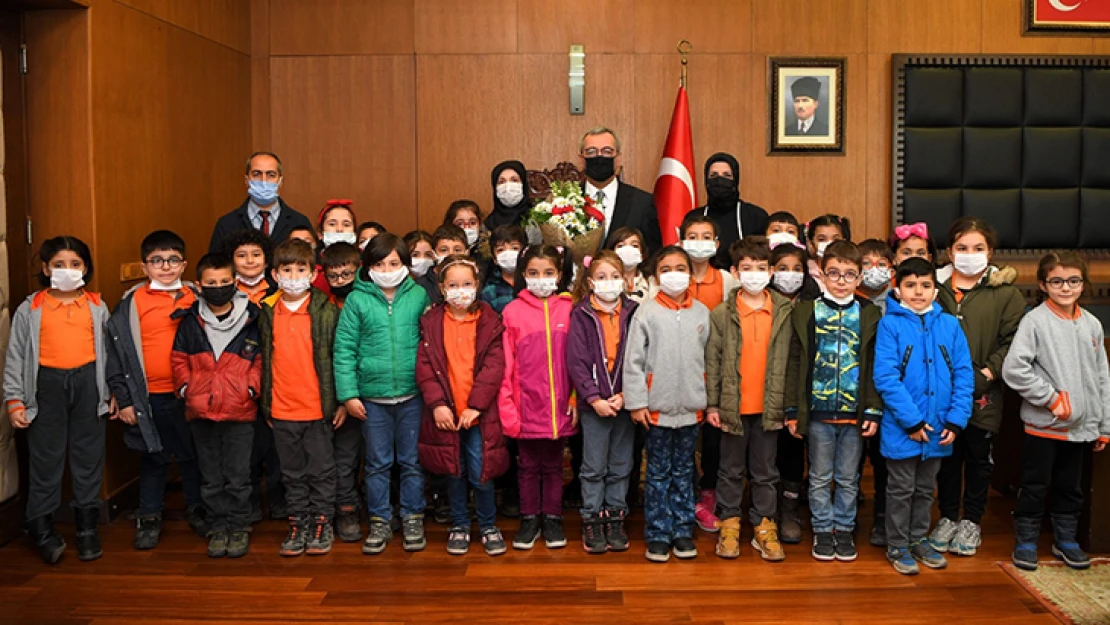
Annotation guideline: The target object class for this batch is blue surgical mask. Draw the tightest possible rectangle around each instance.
[248,180,280,205]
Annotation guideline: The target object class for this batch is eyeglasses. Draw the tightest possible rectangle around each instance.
[145,256,184,268]
[825,270,859,283]
[581,147,617,158]
[1045,277,1083,289]
[326,270,356,281]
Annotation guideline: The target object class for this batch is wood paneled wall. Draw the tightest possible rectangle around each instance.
[253,0,1110,240]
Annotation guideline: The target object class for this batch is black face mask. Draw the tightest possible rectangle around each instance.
[202,284,237,307]
[584,156,616,182]
[331,282,354,299]
[705,175,740,208]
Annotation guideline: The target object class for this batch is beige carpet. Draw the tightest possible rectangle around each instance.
[1000,558,1110,625]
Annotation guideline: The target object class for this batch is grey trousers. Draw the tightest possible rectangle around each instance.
[885,456,942,548]
[332,416,363,510]
[273,419,338,521]
[578,408,635,516]
[716,415,779,524]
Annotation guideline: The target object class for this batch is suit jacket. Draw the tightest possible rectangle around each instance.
[208,197,314,254]
[785,116,829,137]
[691,201,769,270]
[589,180,662,255]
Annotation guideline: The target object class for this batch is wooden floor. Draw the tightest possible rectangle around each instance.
[0,487,1086,625]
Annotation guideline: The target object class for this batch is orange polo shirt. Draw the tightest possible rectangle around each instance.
[134,284,196,393]
[444,310,480,414]
[270,297,322,421]
[590,296,622,373]
[737,291,773,415]
[39,292,96,369]
[238,281,268,306]
[692,267,725,312]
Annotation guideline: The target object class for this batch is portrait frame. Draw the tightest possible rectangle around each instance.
[1024,0,1110,35]
[767,57,846,156]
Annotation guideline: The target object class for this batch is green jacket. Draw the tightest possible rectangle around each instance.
[334,274,429,402]
[936,265,1026,432]
[258,289,339,420]
[705,288,793,435]
[784,296,882,435]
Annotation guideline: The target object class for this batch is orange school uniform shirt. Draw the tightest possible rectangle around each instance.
[238,281,268,306]
[692,267,725,312]
[270,298,322,421]
[134,284,196,393]
[590,296,622,373]
[737,290,773,415]
[444,310,480,415]
[39,291,96,369]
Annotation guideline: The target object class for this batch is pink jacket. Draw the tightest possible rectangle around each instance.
[498,290,576,440]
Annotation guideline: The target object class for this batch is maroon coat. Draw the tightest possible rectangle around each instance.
[416,301,509,482]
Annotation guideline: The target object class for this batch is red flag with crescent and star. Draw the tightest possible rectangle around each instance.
[653,87,696,247]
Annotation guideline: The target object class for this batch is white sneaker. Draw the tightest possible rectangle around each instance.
[951,519,981,556]
[928,517,958,553]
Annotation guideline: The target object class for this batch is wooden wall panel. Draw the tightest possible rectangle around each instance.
[753,0,868,55]
[868,0,983,53]
[269,0,414,56]
[518,0,635,54]
[864,54,894,242]
[114,0,250,53]
[415,0,516,54]
[271,55,417,234]
[633,0,752,54]
[982,0,1094,53]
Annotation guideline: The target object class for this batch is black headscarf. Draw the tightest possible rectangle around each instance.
[703,152,741,215]
[485,160,531,230]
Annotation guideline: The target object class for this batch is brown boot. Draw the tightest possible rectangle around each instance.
[752,517,786,561]
[715,516,741,559]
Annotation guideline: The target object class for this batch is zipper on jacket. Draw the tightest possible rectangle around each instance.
[544,298,559,438]
[389,301,398,396]
[834,308,843,412]
[587,307,617,398]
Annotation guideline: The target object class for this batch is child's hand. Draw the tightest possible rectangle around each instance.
[706,409,721,428]
[8,408,29,429]
[787,421,801,439]
[862,420,878,438]
[266,418,273,429]
[107,396,118,416]
[980,367,994,382]
[1051,402,1068,419]
[116,406,137,426]
[607,394,624,412]
[345,399,367,420]
[332,406,348,430]
[1095,440,1107,452]
[570,404,579,429]
[459,408,480,429]
[909,424,931,443]
[591,398,616,417]
[434,406,457,431]
[631,408,651,429]
[939,428,956,446]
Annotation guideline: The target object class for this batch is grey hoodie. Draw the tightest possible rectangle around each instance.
[198,291,252,360]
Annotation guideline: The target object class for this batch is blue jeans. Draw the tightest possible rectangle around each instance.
[644,425,698,544]
[447,425,496,529]
[362,397,425,520]
[808,420,864,533]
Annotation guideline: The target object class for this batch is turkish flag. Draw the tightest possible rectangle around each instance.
[653,87,696,247]
[1032,0,1110,25]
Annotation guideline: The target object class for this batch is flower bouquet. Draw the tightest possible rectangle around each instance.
[523,181,606,262]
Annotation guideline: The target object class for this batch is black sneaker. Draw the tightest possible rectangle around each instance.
[513,515,541,550]
[334,506,362,543]
[133,513,162,551]
[279,520,307,557]
[186,504,209,538]
[226,531,250,558]
[207,531,229,558]
[604,510,629,552]
[306,516,334,555]
[646,541,671,563]
[812,532,836,561]
[362,518,392,555]
[672,537,698,559]
[869,517,887,547]
[833,530,857,562]
[542,515,567,549]
[446,526,471,555]
[581,514,607,554]
[432,493,451,525]
[481,527,507,556]
[402,514,426,552]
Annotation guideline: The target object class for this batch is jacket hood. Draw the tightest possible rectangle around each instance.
[937,263,1017,288]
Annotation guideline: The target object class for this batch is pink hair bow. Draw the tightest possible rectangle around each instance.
[893,222,929,241]
[582,255,593,268]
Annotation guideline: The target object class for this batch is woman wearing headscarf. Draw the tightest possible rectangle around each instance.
[689,152,769,270]
[485,160,532,230]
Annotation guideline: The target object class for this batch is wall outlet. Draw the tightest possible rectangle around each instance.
[120,262,146,282]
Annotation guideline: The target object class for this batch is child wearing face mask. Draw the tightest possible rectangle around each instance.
[444,200,490,262]
[803,214,851,291]
[623,246,711,563]
[356,221,387,251]
[605,227,651,303]
[767,233,821,304]
[404,230,441,305]
[6,236,112,564]
[311,200,359,296]
[874,257,973,575]
[334,233,431,555]
[320,242,360,309]
[416,255,510,556]
[1003,252,1109,572]
[498,245,576,551]
[567,251,639,554]
[929,217,1025,558]
[482,224,527,314]
[258,239,341,557]
[857,239,895,313]
[706,237,793,562]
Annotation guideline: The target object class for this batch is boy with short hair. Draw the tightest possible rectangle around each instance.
[259,239,343,556]
[482,224,526,314]
[784,240,882,563]
[107,230,204,550]
[222,229,275,307]
[706,237,792,561]
[858,239,895,313]
[320,242,360,308]
[288,226,318,249]
[172,253,262,558]
[432,225,468,259]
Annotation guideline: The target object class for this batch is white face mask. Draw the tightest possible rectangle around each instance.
[496,249,520,274]
[149,279,182,291]
[615,246,642,269]
[276,275,311,297]
[463,227,480,247]
[682,239,717,260]
[445,287,477,309]
[322,231,357,247]
[370,266,409,289]
[772,271,805,294]
[767,232,800,249]
[50,268,86,292]
[358,239,370,251]
[658,271,691,298]
[237,272,265,287]
[861,266,892,291]
[739,271,770,294]
[953,252,989,277]
[410,257,435,278]
[525,276,558,298]
[815,241,832,258]
[591,278,624,302]
[496,181,525,207]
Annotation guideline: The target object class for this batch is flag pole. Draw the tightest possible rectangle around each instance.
[677,40,691,88]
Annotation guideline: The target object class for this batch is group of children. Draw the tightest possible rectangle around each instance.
[5,202,1108,576]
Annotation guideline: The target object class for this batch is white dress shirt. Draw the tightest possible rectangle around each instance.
[585,177,620,237]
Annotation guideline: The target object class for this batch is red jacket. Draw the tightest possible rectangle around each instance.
[415,302,509,482]
[171,302,262,423]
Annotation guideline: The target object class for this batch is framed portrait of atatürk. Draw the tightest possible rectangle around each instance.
[768,57,846,155]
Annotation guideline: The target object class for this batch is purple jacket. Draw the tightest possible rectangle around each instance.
[567,296,638,409]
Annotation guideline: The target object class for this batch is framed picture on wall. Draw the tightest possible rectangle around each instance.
[767,57,846,155]
[1024,0,1110,34]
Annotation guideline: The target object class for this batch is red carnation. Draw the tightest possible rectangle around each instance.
[585,205,605,224]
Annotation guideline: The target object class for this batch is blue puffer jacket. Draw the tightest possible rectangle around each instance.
[873,294,975,461]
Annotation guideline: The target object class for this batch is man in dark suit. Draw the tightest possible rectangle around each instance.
[208,151,314,253]
[579,127,662,254]
[688,152,768,270]
[784,76,829,137]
